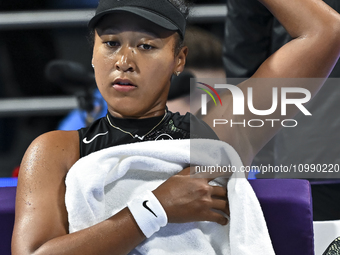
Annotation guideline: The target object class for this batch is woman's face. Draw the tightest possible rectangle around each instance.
[92,12,187,118]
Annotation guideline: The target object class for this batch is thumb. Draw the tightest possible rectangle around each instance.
[176,166,192,176]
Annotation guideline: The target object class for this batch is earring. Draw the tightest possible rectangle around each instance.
[176,71,181,76]
[92,63,95,68]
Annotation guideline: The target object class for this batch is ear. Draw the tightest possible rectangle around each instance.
[175,46,188,74]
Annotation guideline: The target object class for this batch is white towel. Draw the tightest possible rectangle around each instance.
[65,139,275,255]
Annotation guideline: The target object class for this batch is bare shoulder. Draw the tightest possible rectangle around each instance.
[12,130,79,254]
[23,130,80,172]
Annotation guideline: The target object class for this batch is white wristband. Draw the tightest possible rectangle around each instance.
[127,190,168,238]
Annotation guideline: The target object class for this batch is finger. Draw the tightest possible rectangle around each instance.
[211,194,230,216]
[206,210,229,225]
[211,199,230,217]
[225,190,229,213]
[225,201,230,217]
[211,186,227,198]
[225,198,230,217]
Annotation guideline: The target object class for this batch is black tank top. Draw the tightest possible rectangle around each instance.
[78,110,219,158]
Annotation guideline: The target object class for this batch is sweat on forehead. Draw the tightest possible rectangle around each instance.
[88,0,187,39]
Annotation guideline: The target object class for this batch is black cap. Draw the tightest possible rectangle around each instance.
[88,0,187,38]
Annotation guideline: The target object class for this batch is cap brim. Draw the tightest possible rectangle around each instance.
[88,6,178,31]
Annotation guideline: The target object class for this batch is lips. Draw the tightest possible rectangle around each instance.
[112,78,137,92]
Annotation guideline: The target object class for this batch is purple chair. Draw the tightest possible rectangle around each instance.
[249,179,314,255]
[0,186,16,255]
[1,179,314,255]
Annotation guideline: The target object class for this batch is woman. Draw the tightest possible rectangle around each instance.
[12,0,340,254]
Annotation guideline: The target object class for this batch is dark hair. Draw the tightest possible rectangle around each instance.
[88,0,193,56]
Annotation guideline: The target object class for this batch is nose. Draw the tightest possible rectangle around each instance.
[115,46,136,72]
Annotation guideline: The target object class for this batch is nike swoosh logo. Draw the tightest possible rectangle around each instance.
[83,131,109,144]
[142,200,157,217]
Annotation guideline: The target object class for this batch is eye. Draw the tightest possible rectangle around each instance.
[105,41,119,47]
[139,44,154,50]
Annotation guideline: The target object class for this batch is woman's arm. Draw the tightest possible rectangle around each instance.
[205,0,340,165]
[255,0,340,78]
[12,131,146,255]
[12,132,228,255]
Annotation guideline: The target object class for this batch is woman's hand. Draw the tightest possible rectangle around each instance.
[153,167,229,225]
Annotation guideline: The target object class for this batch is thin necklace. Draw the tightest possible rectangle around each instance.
[106,110,167,140]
